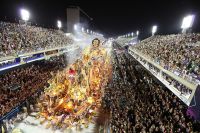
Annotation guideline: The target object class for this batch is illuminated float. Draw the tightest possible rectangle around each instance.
[36,38,112,130]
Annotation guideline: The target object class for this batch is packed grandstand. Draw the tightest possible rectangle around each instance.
[132,33,200,85]
[0,10,200,133]
[0,21,74,57]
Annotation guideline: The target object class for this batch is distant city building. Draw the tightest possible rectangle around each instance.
[66,6,80,33]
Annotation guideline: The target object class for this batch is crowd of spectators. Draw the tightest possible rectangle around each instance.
[0,21,74,57]
[0,55,67,117]
[162,72,192,96]
[102,43,200,132]
[115,37,133,47]
[131,33,200,84]
[129,49,193,97]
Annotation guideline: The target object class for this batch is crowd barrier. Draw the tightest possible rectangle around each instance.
[0,45,79,72]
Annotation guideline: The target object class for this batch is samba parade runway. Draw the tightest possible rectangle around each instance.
[15,115,95,133]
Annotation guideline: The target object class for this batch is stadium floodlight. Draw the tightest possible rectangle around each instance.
[90,30,93,34]
[20,9,30,21]
[81,27,84,32]
[136,30,139,36]
[152,25,157,36]
[74,24,78,30]
[87,29,89,33]
[181,15,195,33]
[57,20,62,29]
[131,32,134,37]
[65,33,71,36]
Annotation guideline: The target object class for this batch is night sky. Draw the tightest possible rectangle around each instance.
[0,0,200,38]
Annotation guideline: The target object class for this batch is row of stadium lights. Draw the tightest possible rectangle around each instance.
[20,8,103,37]
[20,9,195,37]
[21,9,63,29]
[74,24,103,36]
[122,30,140,38]
[122,15,195,38]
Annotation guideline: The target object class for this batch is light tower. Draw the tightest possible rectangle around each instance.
[181,15,195,33]
[152,25,157,36]
[57,20,62,29]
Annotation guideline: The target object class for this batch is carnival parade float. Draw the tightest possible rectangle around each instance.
[36,38,112,130]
